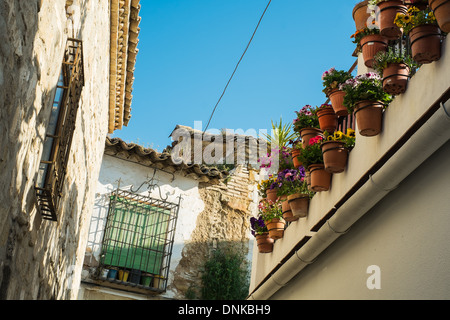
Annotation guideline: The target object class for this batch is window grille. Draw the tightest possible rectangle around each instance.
[35,38,84,221]
[98,189,180,293]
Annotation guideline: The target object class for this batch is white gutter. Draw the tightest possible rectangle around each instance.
[247,98,450,300]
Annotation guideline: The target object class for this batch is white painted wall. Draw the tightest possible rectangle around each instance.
[85,154,205,299]
[271,141,450,299]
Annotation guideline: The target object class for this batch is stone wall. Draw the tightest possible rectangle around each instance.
[169,165,259,299]
[0,0,110,299]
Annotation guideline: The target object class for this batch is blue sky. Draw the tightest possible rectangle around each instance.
[111,0,360,152]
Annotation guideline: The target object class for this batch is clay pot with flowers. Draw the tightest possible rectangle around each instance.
[275,167,314,221]
[257,175,278,203]
[394,6,442,64]
[293,105,322,149]
[352,26,388,68]
[321,129,356,174]
[429,0,450,33]
[370,0,408,39]
[322,68,353,117]
[250,215,273,253]
[289,138,302,168]
[340,72,393,137]
[260,200,285,240]
[298,135,331,192]
[372,47,418,95]
[315,104,338,133]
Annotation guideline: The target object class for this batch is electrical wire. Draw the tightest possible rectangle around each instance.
[203,0,272,132]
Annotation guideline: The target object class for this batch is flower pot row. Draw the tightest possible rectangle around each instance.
[353,2,444,70]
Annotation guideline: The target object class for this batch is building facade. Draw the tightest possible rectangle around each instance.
[248,36,450,300]
[78,137,260,300]
[0,0,140,299]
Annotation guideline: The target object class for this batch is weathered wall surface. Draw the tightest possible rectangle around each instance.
[80,154,205,300]
[170,165,259,299]
[0,0,109,299]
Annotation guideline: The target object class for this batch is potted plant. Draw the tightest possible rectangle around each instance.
[315,103,338,133]
[322,68,353,116]
[340,72,393,137]
[257,175,278,203]
[260,200,285,240]
[429,0,450,33]
[394,6,442,64]
[275,167,312,221]
[321,129,356,174]
[298,135,331,192]
[250,215,274,253]
[288,137,302,168]
[284,167,315,219]
[353,1,372,31]
[372,46,418,95]
[293,105,322,148]
[352,26,388,68]
[369,0,408,39]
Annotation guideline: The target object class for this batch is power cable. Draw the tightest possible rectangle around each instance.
[203,0,272,132]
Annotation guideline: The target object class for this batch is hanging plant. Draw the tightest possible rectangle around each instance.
[372,46,418,95]
[394,6,442,64]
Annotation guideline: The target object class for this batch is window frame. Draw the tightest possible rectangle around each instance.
[35,38,84,221]
[98,188,181,293]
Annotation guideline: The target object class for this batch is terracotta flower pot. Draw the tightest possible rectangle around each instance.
[266,218,285,240]
[256,232,274,253]
[360,34,388,68]
[406,0,429,10]
[266,189,278,203]
[308,164,331,192]
[409,24,442,64]
[287,193,309,218]
[300,127,323,148]
[354,100,384,137]
[328,88,348,117]
[321,140,349,174]
[291,148,302,168]
[353,0,371,31]
[429,0,450,33]
[378,1,407,39]
[280,195,297,222]
[382,63,410,95]
[316,106,338,133]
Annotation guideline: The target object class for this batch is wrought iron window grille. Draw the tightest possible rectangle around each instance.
[35,38,84,221]
[97,186,181,293]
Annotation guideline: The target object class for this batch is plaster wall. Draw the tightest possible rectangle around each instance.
[82,154,205,299]
[271,141,450,300]
[250,37,450,292]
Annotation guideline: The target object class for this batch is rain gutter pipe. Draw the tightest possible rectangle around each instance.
[247,89,450,300]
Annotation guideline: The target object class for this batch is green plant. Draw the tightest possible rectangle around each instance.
[298,135,324,168]
[293,105,319,131]
[262,117,297,149]
[201,246,249,300]
[372,46,418,74]
[259,199,283,221]
[339,72,393,113]
[351,25,381,52]
[394,6,437,34]
[322,68,353,95]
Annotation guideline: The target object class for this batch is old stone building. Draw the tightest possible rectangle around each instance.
[0,0,141,299]
[78,135,261,300]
